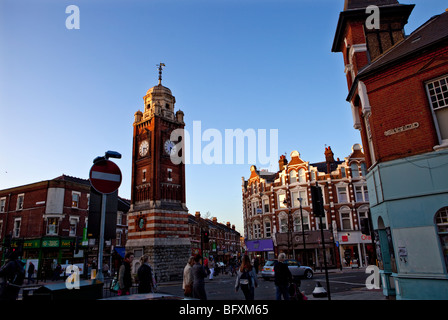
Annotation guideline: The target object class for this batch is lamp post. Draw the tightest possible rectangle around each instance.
[283,198,293,259]
[298,197,307,266]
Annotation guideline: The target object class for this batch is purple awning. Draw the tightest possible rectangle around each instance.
[245,239,274,252]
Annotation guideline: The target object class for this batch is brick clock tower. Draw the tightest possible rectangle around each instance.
[126,63,190,281]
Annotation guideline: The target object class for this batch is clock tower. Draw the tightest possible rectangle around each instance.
[126,63,190,282]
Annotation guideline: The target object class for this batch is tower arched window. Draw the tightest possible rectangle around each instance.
[435,207,448,272]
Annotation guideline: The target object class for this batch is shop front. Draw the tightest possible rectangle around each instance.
[7,237,86,281]
[338,231,375,268]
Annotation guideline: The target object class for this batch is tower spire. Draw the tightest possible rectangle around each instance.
[157,62,165,85]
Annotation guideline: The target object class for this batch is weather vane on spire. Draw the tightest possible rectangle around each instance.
[157,62,165,85]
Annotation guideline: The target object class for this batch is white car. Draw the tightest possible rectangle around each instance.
[261,259,313,280]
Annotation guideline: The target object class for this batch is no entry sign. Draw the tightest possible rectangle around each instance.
[89,159,122,194]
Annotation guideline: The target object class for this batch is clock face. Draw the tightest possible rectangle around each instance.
[139,140,149,156]
[164,140,176,155]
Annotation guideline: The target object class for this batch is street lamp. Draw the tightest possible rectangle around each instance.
[298,197,308,266]
[283,198,293,259]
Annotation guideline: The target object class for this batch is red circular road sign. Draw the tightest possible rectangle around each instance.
[89,159,122,194]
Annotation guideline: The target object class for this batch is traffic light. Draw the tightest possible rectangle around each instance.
[361,218,371,236]
[203,230,209,243]
[310,185,324,217]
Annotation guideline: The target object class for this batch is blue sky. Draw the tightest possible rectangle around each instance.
[1,0,446,234]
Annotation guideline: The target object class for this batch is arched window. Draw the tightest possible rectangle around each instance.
[435,207,448,272]
[350,163,360,177]
[289,170,297,183]
[298,168,306,183]
[279,213,288,233]
[339,206,352,230]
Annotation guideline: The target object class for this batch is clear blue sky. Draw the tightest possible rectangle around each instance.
[1,0,446,234]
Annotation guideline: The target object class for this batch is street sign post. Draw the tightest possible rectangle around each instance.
[89,158,122,282]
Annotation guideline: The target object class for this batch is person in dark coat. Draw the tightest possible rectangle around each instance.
[274,253,292,300]
[137,255,156,293]
[0,252,24,301]
[191,254,207,300]
[118,252,134,296]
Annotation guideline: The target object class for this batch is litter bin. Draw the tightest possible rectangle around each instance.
[23,280,104,300]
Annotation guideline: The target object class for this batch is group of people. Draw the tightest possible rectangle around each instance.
[116,252,157,296]
[182,252,299,301]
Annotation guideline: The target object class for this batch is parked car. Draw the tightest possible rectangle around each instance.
[261,259,313,280]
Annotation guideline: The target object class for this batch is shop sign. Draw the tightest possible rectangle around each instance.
[23,239,40,249]
[42,239,60,248]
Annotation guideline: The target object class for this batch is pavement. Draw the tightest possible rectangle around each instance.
[18,267,387,301]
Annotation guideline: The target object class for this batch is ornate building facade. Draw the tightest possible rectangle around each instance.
[242,144,374,270]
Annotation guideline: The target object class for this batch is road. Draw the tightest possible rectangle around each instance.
[157,268,373,300]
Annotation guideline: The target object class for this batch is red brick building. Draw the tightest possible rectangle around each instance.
[0,175,129,279]
[188,212,241,263]
[242,145,373,270]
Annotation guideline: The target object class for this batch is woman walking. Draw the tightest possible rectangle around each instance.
[235,255,258,300]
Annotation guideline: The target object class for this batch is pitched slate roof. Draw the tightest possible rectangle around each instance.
[358,11,448,78]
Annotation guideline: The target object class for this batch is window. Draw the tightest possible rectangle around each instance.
[341,167,346,178]
[298,168,306,183]
[291,191,299,207]
[69,217,78,236]
[262,199,270,213]
[72,192,80,208]
[351,163,359,177]
[340,208,352,230]
[294,211,309,232]
[279,214,288,233]
[426,76,448,143]
[46,218,59,235]
[355,185,369,202]
[278,194,286,208]
[16,194,24,210]
[310,171,316,181]
[435,207,448,272]
[13,218,21,237]
[337,186,349,203]
[264,221,271,238]
[253,222,261,239]
[0,197,5,212]
[361,163,367,176]
[142,169,147,182]
[299,190,308,206]
[289,170,297,183]
[167,168,172,182]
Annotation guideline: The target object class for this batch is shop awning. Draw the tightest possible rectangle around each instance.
[114,247,126,258]
[245,239,274,252]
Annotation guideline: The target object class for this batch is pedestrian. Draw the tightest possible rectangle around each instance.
[0,252,25,301]
[235,255,258,300]
[52,263,62,281]
[182,256,195,297]
[27,261,35,284]
[191,254,207,300]
[274,253,292,300]
[118,252,134,296]
[102,262,110,278]
[137,255,156,294]
[208,257,215,280]
[254,257,259,274]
